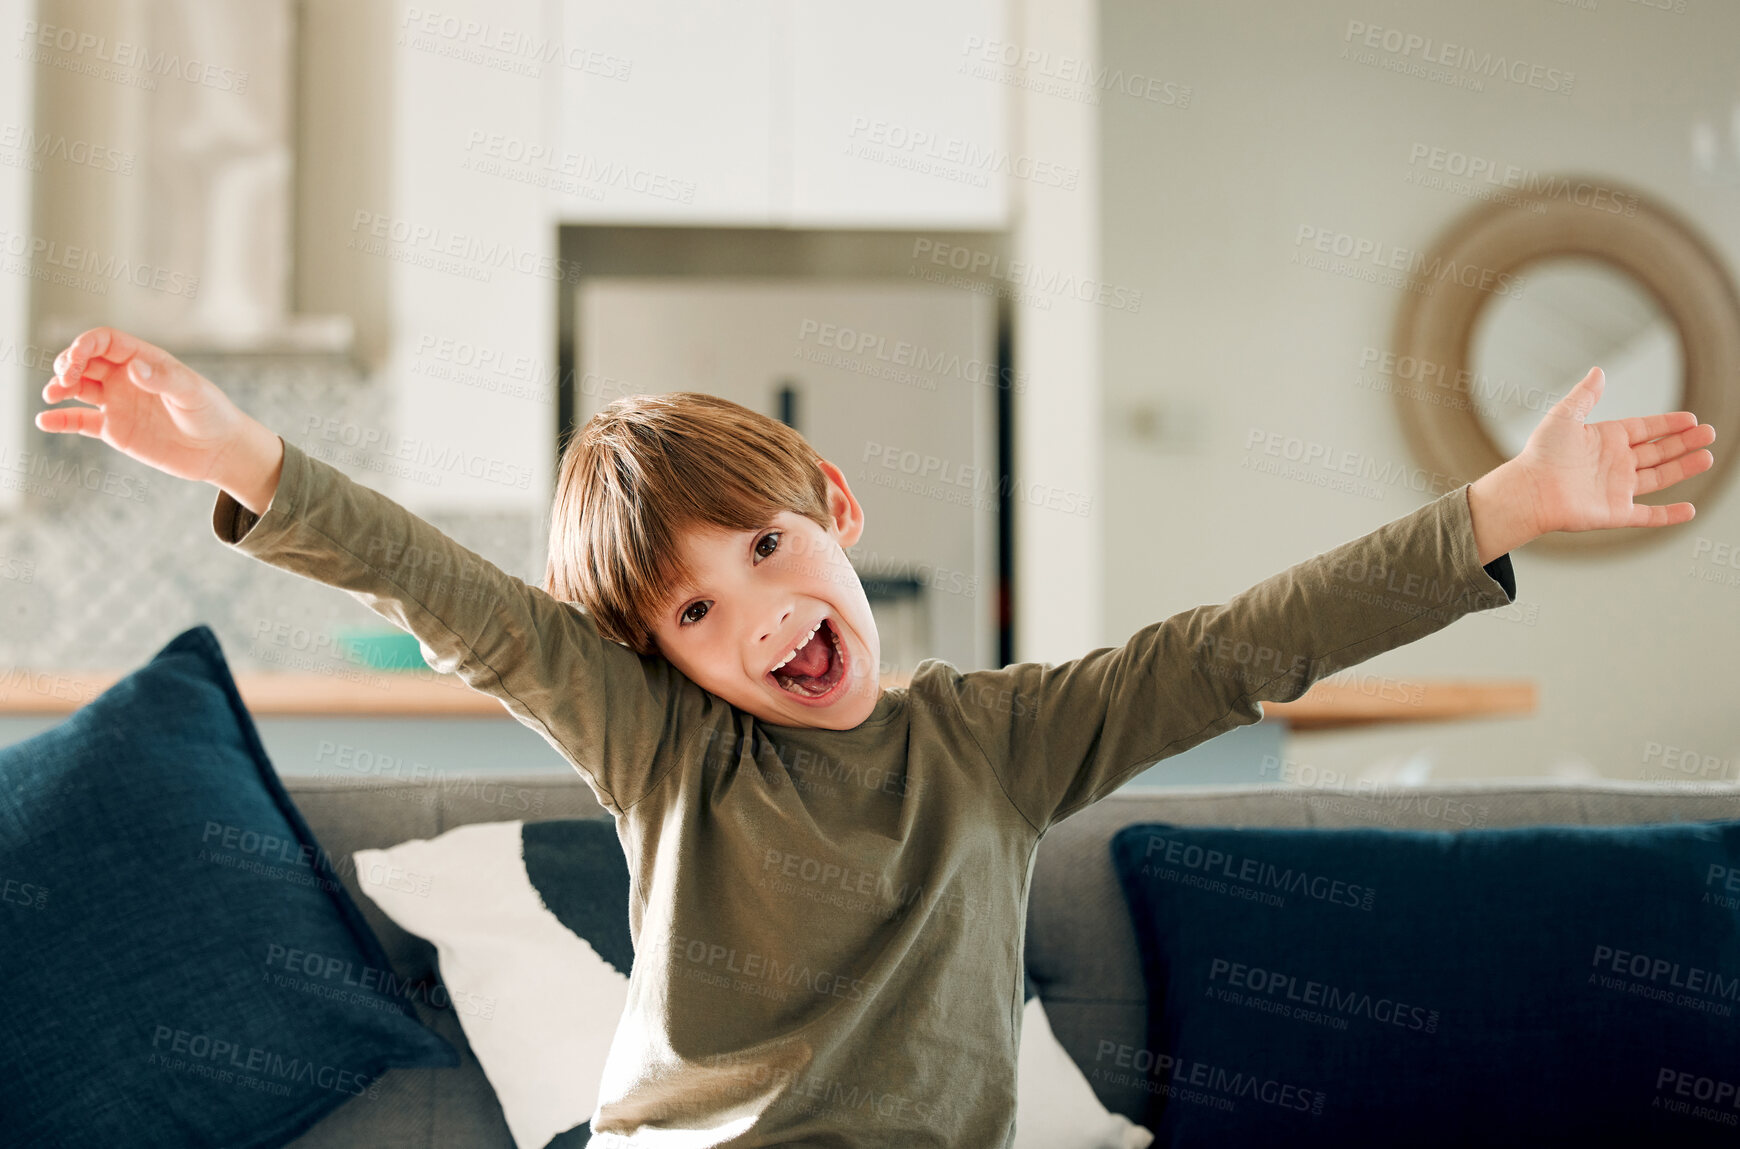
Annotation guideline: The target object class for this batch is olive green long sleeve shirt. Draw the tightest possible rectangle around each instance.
[211,437,1517,1147]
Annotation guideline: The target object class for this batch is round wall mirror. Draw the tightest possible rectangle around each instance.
[1391,180,1740,555]
[1469,256,1683,461]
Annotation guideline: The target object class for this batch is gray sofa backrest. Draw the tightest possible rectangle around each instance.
[283,773,1740,1137]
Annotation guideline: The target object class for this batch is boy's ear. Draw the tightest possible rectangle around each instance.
[815,459,864,548]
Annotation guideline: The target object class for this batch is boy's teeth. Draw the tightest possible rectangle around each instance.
[770,619,823,674]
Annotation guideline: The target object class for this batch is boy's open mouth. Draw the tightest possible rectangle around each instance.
[767,616,848,703]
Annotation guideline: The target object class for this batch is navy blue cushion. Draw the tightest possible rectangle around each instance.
[1110,820,1740,1147]
[523,818,635,978]
[0,624,457,1148]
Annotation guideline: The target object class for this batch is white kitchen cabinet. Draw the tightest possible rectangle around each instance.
[384,0,556,513]
[555,0,778,224]
[559,0,1008,228]
[785,0,1009,228]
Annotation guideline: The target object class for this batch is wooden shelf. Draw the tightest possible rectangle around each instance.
[0,669,1532,729]
[1259,678,1537,731]
[0,668,916,717]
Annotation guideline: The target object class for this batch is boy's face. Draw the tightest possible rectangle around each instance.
[648,459,884,730]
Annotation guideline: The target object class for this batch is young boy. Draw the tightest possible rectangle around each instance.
[38,327,1714,1147]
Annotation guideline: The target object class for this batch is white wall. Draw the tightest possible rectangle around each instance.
[1100,0,1740,783]
[295,0,392,365]
[1012,0,1103,665]
[0,0,36,515]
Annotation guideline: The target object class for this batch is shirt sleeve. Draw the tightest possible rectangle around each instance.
[949,482,1520,833]
[209,434,697,815]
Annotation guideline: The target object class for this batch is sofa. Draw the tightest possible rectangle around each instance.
[274,769,1740,1146]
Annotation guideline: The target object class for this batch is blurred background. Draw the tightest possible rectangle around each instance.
[1,0,1737,792]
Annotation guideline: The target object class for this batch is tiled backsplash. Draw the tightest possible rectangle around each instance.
[1,354,545,677]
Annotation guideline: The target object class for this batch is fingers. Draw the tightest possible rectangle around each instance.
[1634,446,1714,496]
[1631,421,1716,470]
[42,327,187,411]
[41,351,122,405]
[55,326,126,379]
[1623,410,1702,446]
[33,404,105,439]
[52,326,158,390]
[1551,367,1604,423]
[1628,500,1695,528]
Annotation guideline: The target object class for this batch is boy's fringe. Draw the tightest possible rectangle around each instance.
[543,392,833,656]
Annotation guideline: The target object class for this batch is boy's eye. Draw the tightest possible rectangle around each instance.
[755,531,780,559]
[680,601,710,626]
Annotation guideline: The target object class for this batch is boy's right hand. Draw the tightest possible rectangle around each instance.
[35,327,280,508]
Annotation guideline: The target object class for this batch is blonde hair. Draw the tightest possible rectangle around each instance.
[543,392,834,655]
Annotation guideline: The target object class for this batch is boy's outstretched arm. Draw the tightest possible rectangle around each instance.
[951,366,1715,833]
[36,328,694,816]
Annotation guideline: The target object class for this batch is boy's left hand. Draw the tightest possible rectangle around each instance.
[1506,366,1716,537]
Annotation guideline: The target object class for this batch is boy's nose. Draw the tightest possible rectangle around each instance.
[760,606,792,644]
